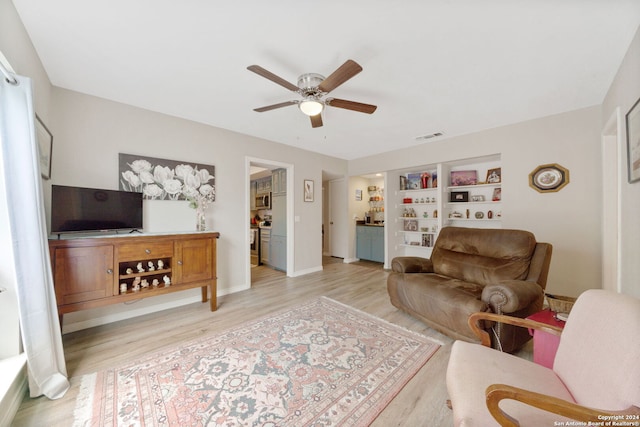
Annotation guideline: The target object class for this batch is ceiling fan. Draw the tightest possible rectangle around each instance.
[247,59,377,128]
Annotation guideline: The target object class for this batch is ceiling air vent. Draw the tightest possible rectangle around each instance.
[415,132,443,141]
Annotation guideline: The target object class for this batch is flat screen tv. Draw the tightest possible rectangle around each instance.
[51,185,143,234]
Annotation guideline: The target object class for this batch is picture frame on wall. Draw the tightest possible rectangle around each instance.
[355,189,362,201]
[626,96,640,183]
[304,179,314,202]
[36,115,53,180]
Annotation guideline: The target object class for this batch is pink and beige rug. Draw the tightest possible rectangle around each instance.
[73,297,440,426]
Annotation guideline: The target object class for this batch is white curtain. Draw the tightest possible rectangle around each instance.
[0,70,69,398]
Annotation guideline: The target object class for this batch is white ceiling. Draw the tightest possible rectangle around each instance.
[12,0,640,160]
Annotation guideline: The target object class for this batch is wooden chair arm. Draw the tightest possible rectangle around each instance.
[485,383,640,427]
[468,312,564,347]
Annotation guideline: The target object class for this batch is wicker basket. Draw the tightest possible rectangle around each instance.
[545,293,577,314]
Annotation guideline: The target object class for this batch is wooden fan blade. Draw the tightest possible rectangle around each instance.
[247,65,299,92]
[327,98,377,114]
[253,101,298,112]
[310,114,323,128]
[318,59,363,93]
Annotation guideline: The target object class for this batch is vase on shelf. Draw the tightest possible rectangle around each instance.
[196,206,207,231]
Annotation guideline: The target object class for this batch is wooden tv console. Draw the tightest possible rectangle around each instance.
[48,232,219,320]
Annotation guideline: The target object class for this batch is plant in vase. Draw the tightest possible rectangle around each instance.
[185,184,215,231]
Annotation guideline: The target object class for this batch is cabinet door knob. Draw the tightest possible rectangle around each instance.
[145,249,151,254]
[107,269,113,274]
[177,260,183,265]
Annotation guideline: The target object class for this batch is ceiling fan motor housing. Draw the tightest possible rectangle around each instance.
[297,73,325,96]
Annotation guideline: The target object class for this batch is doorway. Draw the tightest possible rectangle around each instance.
[246,157,294,286]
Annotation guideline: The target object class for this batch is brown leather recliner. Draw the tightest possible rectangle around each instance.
[387,226,552,352]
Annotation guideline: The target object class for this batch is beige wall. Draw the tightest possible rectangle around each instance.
[602,26,640,298]
[350,106,603,298]
[50,87,346,331]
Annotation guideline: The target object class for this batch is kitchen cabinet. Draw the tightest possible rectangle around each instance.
[250,180,257,210]
[356,225,384,263]
[272,168,287,195]
[256,177,271,194]
[260,228,271,266]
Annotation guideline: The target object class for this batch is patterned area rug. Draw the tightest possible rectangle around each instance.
[73,297,441,426]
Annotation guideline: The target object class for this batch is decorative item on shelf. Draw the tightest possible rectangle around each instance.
[475,211,484,219]
[486,167,501,183]
[125,267,133,275]
[141,279,149,288]
[487,210,493,219]
[420,172,430,189]
[136,262,145,273]
[423,211,428,218]
[433,209,438,218]
[132,276,141,287]
[147,261,155,271]
[403,197,413,203]
[407,173,421,189]
[421,233,434,247]
[626,96,640,183]
[120,283,127,294]
[449,211,463,218]
[529,163,569,193]
[471,195,485,202]
[466,209,470,219]
[450,191,469,202]
[450,170,477,186]
[367,185,377,192]
[152,278,160,287]
[492,187,502,201]
[163,275,171,286]
[399,175,407,190]
[404,219,419,231]
[157,260,164,269]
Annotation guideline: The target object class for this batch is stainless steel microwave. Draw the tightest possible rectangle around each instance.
[256,192,271,209]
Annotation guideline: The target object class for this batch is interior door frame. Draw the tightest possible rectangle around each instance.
[245,157,294,284]
[601,107,623,292]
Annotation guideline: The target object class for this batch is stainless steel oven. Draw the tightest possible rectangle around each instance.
[255,192,271,209]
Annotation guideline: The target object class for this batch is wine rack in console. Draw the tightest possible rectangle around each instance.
[49,232,219,323]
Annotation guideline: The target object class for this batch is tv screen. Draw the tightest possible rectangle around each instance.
[51,185,143,234]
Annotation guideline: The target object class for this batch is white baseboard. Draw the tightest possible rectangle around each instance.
[290,265,323,277]
[343,258,359,263]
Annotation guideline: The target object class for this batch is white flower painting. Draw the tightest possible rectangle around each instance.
[119,153,215,208]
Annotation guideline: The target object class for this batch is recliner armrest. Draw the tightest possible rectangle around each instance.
[482,280,543,313]
[391,256,434,273]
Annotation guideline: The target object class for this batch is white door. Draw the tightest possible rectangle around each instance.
[329,178,347,258]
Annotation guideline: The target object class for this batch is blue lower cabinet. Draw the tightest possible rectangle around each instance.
[356,226,384,263]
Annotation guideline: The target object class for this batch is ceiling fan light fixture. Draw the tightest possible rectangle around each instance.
[299,98,324,116]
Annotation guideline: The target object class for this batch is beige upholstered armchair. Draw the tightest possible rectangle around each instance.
[446,289,640,426]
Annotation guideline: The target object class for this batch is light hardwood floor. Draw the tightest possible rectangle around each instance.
[12,258,529,426]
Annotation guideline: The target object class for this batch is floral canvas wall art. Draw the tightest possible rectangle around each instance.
[119,153,215,208]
